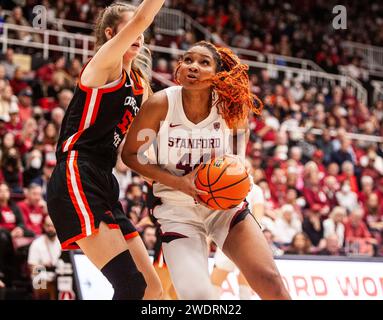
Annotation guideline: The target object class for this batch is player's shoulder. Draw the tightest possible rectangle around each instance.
[139,89,169,121]
[145,89,168,107]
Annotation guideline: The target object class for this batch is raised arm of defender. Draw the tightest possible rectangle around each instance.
[82,0,165,88]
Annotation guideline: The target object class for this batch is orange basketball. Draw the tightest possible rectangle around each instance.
[195,155,251,210]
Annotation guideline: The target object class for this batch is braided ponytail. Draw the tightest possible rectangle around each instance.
[212,46,263,128]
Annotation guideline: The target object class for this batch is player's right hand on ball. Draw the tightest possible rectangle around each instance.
[177,167,208,200]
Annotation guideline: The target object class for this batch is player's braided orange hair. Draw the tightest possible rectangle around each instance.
[175,41,263,128]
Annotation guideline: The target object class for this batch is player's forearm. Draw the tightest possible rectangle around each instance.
[96,0,165,69]
[134,0,165,23]
[114,0,165,49]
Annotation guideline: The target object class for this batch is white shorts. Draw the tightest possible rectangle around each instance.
[214,247,237,273]
[153,201,250,249]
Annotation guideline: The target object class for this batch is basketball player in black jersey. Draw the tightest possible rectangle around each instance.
[47,1,164,300]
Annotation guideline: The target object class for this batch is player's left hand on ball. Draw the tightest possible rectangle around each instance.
[177,167,208,200]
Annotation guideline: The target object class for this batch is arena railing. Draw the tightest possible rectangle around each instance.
[2,6,325,72]
[231,47,324,72]
[338,64,383,80]
[153,7,218,44]
[0,24,368,107]
[243,59,368,106]
[341,41,383,72]
[0,23,94,63]
[371,80,383,104]
[2,9,94,33]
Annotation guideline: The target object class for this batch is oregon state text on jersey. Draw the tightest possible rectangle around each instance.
[56,68,144,167]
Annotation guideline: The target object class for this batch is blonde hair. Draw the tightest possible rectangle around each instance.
[329,206,347,219]
[94,1,152,93]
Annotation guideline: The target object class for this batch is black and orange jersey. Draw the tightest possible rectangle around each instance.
[56,67,144,168]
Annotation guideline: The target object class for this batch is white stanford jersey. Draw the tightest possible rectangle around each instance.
[153,86,231,205]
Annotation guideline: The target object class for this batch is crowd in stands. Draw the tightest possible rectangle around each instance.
[0,0,382,299]
[164,0,383,80]
[2,1,383,78]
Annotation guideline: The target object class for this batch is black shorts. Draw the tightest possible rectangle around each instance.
[47,151,138,250]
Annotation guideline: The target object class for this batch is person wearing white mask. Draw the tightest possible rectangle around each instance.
[23,149,43,187]
[336,181,358,213]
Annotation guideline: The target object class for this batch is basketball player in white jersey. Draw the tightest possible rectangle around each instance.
[122,42,290,300]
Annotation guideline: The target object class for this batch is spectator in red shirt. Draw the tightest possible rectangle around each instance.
[16,117,38,156]
[338,161,359,193]
[344,208,375,242]
[302,171,329,215]
[358,175,375,209]
[0,183,33,239]
[322,175,339,209]
[376,177,383,201]
[17,184,47,237]
[253,111,278,148]
[9,67,28,96]
[312,149,326,180]
[268,167,288,206]
[344,208,377,256]
[364,193,383,230]
[4,103,22,136]
[17,87,33,123]
[258,179,276,211]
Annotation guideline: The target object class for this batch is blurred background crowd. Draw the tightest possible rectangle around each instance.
[0,0,382,299]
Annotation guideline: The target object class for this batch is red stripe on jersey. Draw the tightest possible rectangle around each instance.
[72,152,95,233]
[89,89,103,125]
[124,231,139,240]
[78,86,93,130]
[66,153,86,235]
